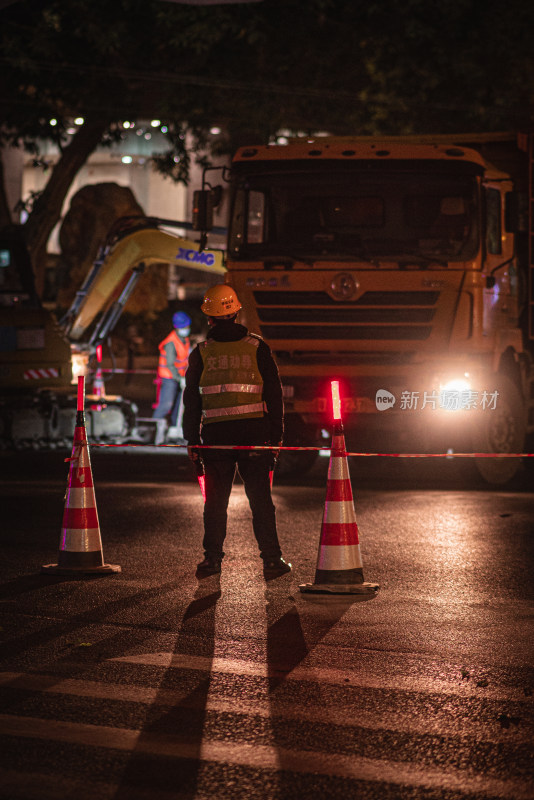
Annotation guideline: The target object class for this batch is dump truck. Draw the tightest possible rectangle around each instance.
[195,132,534,484]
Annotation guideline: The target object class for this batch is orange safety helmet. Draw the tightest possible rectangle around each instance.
[201,284,242,317]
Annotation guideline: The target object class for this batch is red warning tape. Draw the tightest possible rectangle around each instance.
[100,368,157,375]
[87,442,534,457]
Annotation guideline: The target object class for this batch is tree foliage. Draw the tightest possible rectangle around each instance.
[1,0,534,293]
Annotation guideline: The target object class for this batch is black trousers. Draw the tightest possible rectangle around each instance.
[202,449,281,562]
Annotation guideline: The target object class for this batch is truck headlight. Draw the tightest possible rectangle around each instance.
[438,376,472,412]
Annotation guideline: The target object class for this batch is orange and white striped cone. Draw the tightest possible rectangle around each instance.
[299,429,378,596]
[42,386,120,575]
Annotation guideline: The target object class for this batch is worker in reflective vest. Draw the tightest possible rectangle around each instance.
[152,311,191,437]
[183,285,291,578]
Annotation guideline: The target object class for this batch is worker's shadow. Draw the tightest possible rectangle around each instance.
[111,579,351,799]
[113,576,221,799]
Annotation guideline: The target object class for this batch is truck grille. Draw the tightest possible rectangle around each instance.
[274,351,417,365]
[253,290,438,341]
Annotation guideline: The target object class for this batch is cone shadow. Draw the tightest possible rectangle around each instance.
[265,589,351,797]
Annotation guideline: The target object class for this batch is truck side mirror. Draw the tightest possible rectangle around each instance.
[210,185,223,208]
[504,191,527,233]
[192,190,213,232]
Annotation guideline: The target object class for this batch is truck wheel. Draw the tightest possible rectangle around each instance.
[275,449,318,478]
[471,374,526,485]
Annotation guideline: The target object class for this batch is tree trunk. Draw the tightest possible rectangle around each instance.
[24,118,108,297]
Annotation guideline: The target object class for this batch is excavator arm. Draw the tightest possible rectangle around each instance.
[62,224,226,343]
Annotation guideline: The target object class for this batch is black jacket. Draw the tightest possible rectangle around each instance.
[183,321,284,447]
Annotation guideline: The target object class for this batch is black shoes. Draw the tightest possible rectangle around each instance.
[263,557,292,577]
[196,557,221,576]
[196,556,292,577]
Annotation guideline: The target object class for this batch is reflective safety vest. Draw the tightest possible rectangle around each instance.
[157,331,190,379]
[199,335,265,424]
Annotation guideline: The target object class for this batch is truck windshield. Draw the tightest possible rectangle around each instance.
[229,163,479,264]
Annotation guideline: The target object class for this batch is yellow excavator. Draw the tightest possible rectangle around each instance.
[0,217,226,448]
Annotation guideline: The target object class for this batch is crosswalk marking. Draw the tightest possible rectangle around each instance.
[109,651,532,703]
[0,671,528,744]
[1,713,532,800]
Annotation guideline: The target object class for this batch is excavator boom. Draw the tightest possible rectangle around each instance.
[63,225,225,342]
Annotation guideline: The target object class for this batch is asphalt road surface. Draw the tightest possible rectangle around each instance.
[0,446,533,800]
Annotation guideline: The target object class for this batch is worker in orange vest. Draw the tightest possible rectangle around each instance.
[152,311,191,439]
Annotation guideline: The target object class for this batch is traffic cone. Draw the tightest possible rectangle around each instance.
[42,378,120,575]
[299,428,378,597]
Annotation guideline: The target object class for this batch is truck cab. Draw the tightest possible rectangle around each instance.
[215,133,534,483]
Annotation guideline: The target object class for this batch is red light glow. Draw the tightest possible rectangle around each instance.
[198,474,206,502]
[96,344,103,363]
[77,376,85,412]
[331,380,342,421]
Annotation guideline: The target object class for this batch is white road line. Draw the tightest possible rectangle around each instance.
[108,651,532,703]
[0,672,528,743]
[0,714,532,800]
